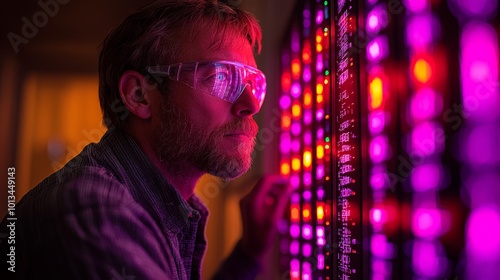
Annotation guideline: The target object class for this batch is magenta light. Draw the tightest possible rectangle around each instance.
[304,110,313,125]
[411,164,442,191]
[368,41,381,60]
[455,0,498,18]
[411,88,442,121]
[371,208,384,224]
[403,0,428,13]
[303,66,311,82]
[303,224,313,239]
[316,109,325,121]
[303,190,312,201]
[279,132,290,153]
[317,189,325,200]
[412,241,447,277]
[316,10,324,24]
[467,206,500,259]
[280,95,291,109]
[291,175,300,189]
[317,128,324,139]
[370,135,389,163]
[291,193,300,204]
[303,243,312,257]
[317,226,324,238]
[291,122,301,136]
[372,259,391,279]
[367,36,388,62]
[291,82,301,98]
[411,122,444,157]
[290,224,300,238]
[316,54,324,72]
[316,164,324,179]
[406,14,439,48]
[290,241,299,255]
[367,13,380,31]
[371,234,395,258]
[460,22,499,121]
[291,140,300,152]
[412,208,447,239]
[370,165,388,190]
[369,111,386,135]
[302,262,312,280]
[317,254,325,269]
[465,173,500,208]
[304,172,312,187]
[304,131,312,145]
[366,5,388,34]
[290,259,300,278]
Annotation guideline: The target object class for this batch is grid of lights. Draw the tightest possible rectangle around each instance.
[447,0,500,279]
[365,0,395,278]
[403,0,450,278]
[279,1,332,279]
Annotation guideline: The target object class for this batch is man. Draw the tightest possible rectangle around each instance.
[0,0,290,279]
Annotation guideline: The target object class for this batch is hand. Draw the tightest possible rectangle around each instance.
[238,174,292,262]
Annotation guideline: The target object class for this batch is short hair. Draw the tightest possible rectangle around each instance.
[98,0,262,130]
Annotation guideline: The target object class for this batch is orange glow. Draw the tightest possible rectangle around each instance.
[292,59,301,79]
[317,95,323,104]
[280,162,290,176]
[317,145,324,159]
[291,205,300,222]
[317,205,325,220]
[369,77,383,109]
[316,35,322,43]
[302,42,311,64]
[292,157,301,171]
[281,114,291,129]
[292,102,301,119]
[303,208,311,219]
[316,44,323,52]
[414,58,432,83]
[303,150,312,168]
[324,78,329,85]
[304,88,312,108]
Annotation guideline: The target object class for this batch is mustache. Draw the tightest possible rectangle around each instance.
[219,119,259,138]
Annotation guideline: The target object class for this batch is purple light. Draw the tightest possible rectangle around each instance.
[280,95,291,109]
[371,234,395,258]
[367,13,380,31]
[370,135,389,163]
[290,259,300,278]
[411,164,442,191]
[279,132,290,153]
[291,31,300,53]
[406,13,440,49]
[369,111,386,135]
[303,9,311,30]
[412,208,448,239]
[303,224,313,239]
[411,122,444,157]
[317,226,324,238]
[371,208,384,224]
[291,82,301,98]
[316,164,324,179]
[316,10,324,24]
[366,5,388,34]
[302,262,312,280]
[316,109,325,121]
[291,193,300,204]
[370,165,388,190]
[454,0,498,18]
[403,0,428,13]
[290,224,300,238]
[303,243,312,257]
[317,128,324,139]
[303,66,311,82]
[304,110,313,125]
[461,22,499,121]
[290,241,299,255]
[467,206,500,259]
[291,122,301,136]
[465,173,500,208]
[411,88,443,121]
[317,189,325,200]
[464,125,500,165]
[412,241,447,277]
[317,254,325,269]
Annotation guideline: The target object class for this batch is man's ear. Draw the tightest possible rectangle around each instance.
[119,70,154,120]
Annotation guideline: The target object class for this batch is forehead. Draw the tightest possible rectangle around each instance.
[174,29,257,67]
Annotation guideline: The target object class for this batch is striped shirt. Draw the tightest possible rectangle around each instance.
[1,129,260,279]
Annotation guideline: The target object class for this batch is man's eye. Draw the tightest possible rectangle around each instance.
[211,72,229,81]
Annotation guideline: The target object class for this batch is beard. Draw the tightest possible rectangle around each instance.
[152,96,258,180]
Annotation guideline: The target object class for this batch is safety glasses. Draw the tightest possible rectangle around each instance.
[147,60,267,108]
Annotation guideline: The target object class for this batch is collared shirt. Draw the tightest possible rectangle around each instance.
[0,129,260,279]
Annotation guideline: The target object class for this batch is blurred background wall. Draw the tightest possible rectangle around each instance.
[0,0,297,278]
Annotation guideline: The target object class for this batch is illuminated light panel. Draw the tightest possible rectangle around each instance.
[280,95,291,109]
[412,208,449,239]
[280,162,291,176]
[413,58,432,84]
[303,205,312,221]
[411,164,442,191]
[410,88,443,121]
[291,205,300,222]
[281,114,291,129]
[316,145,324,159]
[369,77,384,109]
[291,58,301,78]
[317,205,325,221]
[304,90,313,108]
[412,241,448,277]
[291,157,301,171]
[302,224,313,239]
[369,111,385,134]
[292,102,302,118]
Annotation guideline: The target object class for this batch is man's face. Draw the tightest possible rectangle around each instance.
[151,32,260,180]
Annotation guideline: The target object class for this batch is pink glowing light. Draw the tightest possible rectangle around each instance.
[303,224,313,239]
[279,95,291,109]
[304,131,312,145]
[403,0,428,13]
[460,22,499,121]
[467,206,500,259]
[316,164,324,179]
[279,133,290,153]
[291,122,301,136]
[304,110,313,125]
[291,193,300,204]
[317,189,325,200]
[316,10,324,24]
[367,37,388,62]
[454,0,498,18]
[290,224,300,238]
[371,208,384,224]
[412,208,449,239]
[303,243,312,257]
[406,14,440,48]
[316,109,325,121]
[366,5,388,34]
[304,172,312,187]
[290,241,299,255]
[291,82,301,98]
[302,262,312,280]
[412,241,447,278]
[411,164,442,191]
[369,111,386,134]
[371,234,395,258]
[317,254,325,269]
[290,259,300,279]
[303,67,311,82]
[411,88,443,121]
[411,121,444,157]
[316,55,324,71]
[291,140,300,152]
[303,190,312,201]
[370,165,388,190]
[290,175,300,189]
[370,135,389,163]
